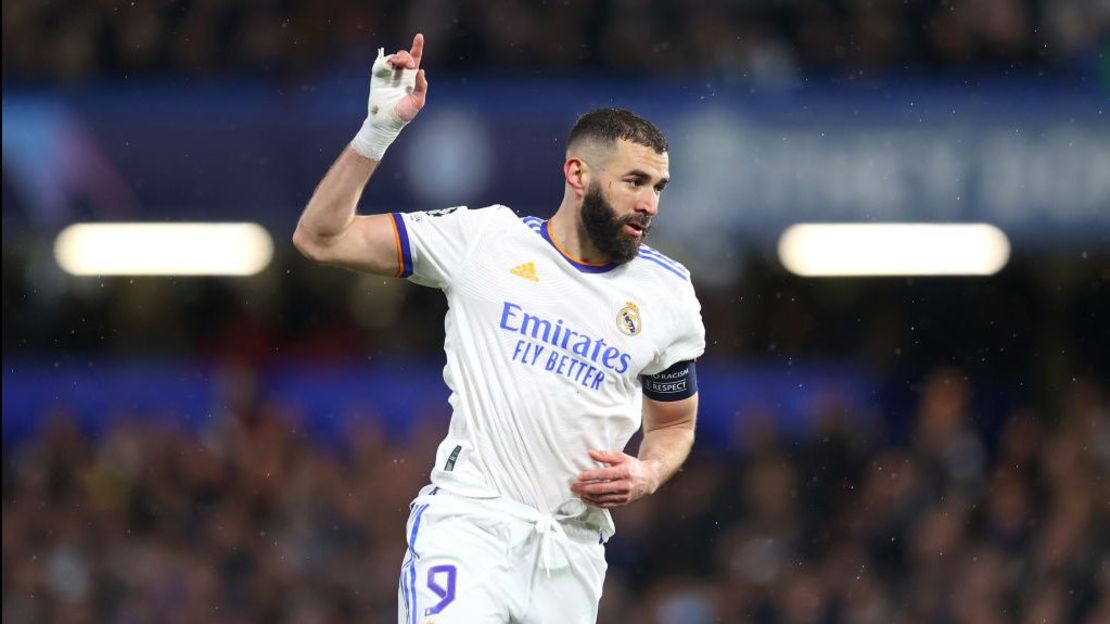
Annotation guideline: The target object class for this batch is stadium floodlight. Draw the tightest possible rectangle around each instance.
[54,222,273,276]
[778,223,1010,277]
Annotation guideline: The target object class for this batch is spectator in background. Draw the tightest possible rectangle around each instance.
[3,0,1104,82]
[4,372,1108,622]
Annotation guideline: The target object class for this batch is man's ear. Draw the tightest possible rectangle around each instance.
[564,157,590,198]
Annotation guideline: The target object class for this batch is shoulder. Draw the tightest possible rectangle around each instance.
[461,204,546,239]
[633,246,705,354]
[629,245,702,326]
[519,214,546,234]
[631,243,694,285]
[408,204,508,222]
[461,203,524,227]
[406,204,518,232]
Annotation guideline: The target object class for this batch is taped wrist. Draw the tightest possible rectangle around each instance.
[351,116,402,161]
[350,47,417,160]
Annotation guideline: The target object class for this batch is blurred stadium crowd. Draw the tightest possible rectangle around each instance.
[4,369,1107,623]
[3,0,1106,81]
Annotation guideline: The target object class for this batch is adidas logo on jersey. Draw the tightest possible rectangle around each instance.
[510,262,539,282]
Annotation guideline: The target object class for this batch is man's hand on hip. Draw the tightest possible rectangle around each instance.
[571,449,662,509]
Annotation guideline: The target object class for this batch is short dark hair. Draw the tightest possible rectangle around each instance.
[567,108,668,155]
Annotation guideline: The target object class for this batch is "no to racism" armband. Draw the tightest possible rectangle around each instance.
[641,359,698,401]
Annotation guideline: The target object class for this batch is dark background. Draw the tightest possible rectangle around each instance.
[3,1,1109,622]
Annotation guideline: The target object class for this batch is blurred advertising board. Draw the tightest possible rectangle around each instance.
[4,77,1107,282]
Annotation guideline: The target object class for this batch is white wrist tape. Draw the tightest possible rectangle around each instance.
[351,48,418,161]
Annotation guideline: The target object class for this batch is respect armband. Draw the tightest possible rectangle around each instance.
[641,360,698,401]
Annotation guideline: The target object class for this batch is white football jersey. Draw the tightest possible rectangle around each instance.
[389,205,705,535]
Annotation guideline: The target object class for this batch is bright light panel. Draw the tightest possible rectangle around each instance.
[54,223,273,276]
[778,223,1010,277]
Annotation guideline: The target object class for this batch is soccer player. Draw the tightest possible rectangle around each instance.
[293,33,705,624]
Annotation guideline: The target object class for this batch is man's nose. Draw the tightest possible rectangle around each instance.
[636,190,658,216]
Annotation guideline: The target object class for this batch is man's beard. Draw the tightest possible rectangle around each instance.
[580,183,651,265]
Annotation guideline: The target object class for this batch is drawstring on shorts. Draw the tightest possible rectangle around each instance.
[532,514,572,576]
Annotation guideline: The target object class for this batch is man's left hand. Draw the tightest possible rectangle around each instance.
[571,449,661,508]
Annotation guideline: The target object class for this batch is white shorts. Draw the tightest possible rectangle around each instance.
[397,485,608,624]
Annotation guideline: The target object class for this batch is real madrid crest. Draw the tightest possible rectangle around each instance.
[616,301,642,336]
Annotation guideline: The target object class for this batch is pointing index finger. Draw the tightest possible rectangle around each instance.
[410,33,424,69]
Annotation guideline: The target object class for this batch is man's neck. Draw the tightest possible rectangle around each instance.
[548,207,609,265]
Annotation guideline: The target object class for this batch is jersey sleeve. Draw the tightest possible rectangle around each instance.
[390,205,505,289]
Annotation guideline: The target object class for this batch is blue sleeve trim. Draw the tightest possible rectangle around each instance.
[642,360,698,401]
[390,212,414,278]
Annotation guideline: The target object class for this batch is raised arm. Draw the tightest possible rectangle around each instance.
[293,34,428,275]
